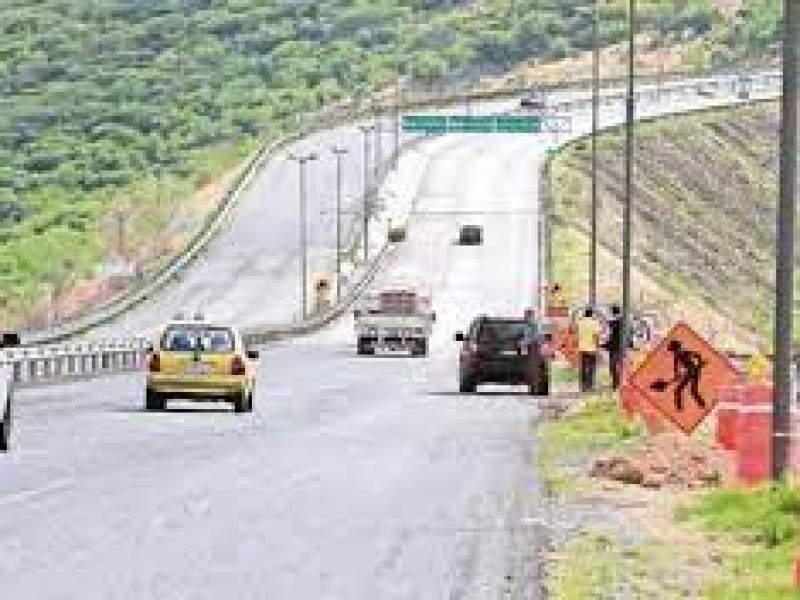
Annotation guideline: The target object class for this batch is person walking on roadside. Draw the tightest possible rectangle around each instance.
[576,306,602,392]
[521,308,546,394]
[603,305,624,390]
[521,308,540,352]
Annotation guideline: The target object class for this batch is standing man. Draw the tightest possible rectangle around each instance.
[576,307,602,392]
[603,305,624,390]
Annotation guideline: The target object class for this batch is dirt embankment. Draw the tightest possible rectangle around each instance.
[551,101,782,348]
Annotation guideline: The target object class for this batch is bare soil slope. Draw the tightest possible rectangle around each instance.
[551,101,782,347]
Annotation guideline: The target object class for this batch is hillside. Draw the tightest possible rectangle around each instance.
[0,0,782,327]
[550,100,783,348]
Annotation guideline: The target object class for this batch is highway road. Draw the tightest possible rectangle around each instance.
[2,131,548,600]
[0,79,776,599]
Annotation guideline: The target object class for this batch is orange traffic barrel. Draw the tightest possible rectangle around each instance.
[715,383,744,451]
[736,403,772,485]
[735,382,775,485]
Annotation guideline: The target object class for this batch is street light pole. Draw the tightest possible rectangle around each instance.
[114,209,128,261]
[374,117,382,182]
[358,124,375,262]
[289,152,318,320]
[332,146,348,303]
[773,0,798,481]
[590,0,600,306]
[622,0,635,358]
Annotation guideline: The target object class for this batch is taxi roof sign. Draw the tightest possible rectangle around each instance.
[628,322,740,435]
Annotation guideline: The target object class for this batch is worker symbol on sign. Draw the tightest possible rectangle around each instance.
[649,340,707,411]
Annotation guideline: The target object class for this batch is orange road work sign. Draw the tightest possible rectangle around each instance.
[628,322,740,435]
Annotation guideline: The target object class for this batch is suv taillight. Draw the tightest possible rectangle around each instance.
[231,355,246,376]
[148,353,161,373]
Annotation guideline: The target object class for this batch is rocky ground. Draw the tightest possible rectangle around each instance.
[536,390,734,598]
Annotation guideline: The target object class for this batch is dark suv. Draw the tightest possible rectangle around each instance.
[455,317,550,395]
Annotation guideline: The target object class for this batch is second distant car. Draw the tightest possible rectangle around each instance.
[145,315,259,413]
[458,224,483,245]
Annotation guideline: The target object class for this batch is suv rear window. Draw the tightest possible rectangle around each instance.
[161,325,235,353]
[476,320,526,344]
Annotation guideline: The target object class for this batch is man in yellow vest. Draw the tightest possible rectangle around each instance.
[576,307,602,392]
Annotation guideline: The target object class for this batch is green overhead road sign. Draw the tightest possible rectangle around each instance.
[401,114,542,134]
[448,115,496,133]
[401,115,447,133]
[496,115,542,133]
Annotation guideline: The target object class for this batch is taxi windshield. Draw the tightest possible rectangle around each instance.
[161,325,235,353]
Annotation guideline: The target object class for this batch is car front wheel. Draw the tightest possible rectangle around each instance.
[145,389,166,411]
[459,375,477,393]
[232,390,252,413]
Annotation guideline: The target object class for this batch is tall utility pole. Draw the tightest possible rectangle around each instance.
[393,77,401,169]
[773,0,798,481]
[590,0,600,306]
[358,124,375,262]
[622,0,635,358]
[289,153,318,320]
[332,146,348,302]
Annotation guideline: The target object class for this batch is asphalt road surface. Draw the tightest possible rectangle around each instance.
[1,80,774,599]
[3,131,547,600]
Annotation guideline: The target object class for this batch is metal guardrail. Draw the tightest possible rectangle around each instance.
[0,340,148,385]
[0,340,147,452]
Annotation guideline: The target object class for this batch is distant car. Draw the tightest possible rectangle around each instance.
[388,225,407,243]
[696,85,715,97]
[520,97,546,112]
[145,315,258,413]
[455,316,551,396]
[458,225,483,246]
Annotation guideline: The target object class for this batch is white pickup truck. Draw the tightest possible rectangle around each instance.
[353,289,436,356]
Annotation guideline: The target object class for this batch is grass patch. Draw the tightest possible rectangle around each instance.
[542,394,643,455]
[678,484,800,598]
[551,533,707,599]
[538,393,643,494]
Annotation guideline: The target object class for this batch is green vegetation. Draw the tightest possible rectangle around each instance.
[538,393,642,492]
[678,485,800,598]
[541,393,642,455]
[551,533,711,599]
[0,0,780,326]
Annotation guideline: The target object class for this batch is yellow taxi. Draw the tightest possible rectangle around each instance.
[145,315,259,413]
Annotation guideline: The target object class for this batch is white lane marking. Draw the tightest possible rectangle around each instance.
[0,478,74,508]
